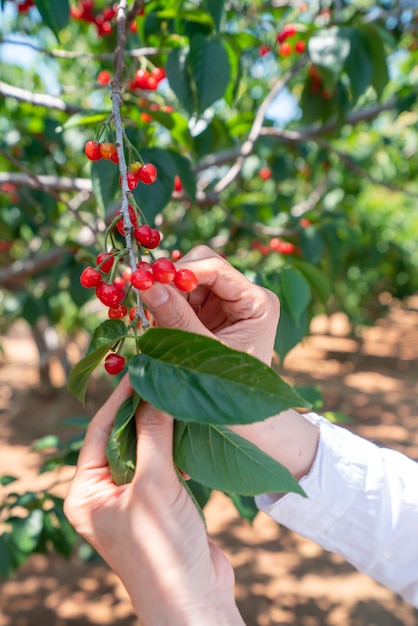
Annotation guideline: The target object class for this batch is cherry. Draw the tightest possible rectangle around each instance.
[131,268,155,290]
[108,304,128,319]
[104,353,126,375]
[113,276,125,289]
[174,268,198,292]
[295,40,306,54]
[140,113,152,123]
[98,70,111,86]
[96,252,115,273]
[151,258,176,284]
[100,142,117,160]
[279,43,292,57]
[151,67,166,83]
[135,69,150,90]
[116,206,138,235]
[96,283,125,307]
[130,161,142,173]
[137,260,151,270]
[174,175,183,192]
[119,172,139,190]
[148,229,161,249]
[259,45,270,56]
[85,141,102,161]
[134,224,153,247]
[259,167,272,180]
[80,266,102,288]
[137,163,157,185]
[146,76,158,91]
[171,249,182,261]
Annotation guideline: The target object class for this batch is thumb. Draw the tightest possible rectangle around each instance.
[140,282,212,337]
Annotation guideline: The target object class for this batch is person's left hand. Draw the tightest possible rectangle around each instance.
[64,376,245,626]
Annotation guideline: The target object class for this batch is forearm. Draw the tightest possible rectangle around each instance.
[232,408,320,481]
[256,413,418,607]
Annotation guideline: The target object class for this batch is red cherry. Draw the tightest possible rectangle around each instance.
[80,266,102,288]
[102,6,116,20]
[96,283,125,307]
[171,249,182,261]
[113,276,125,289]
[131,268,155,290]
[146,76,158,90]
[119,172,139,190]
[174,175,183,192]
[259,45,270,56]
[134,224,153,247]
[174,268,198,292]
[137,163,157,185]
[85,141,102,161]
[104,353,126,375]
[137,261,151,270]
[108,304,128,319]
[116,206,138,235]
[148,229,161,249]
[259,167,272,180]
[96,252,115,273]
[151,258,176,284]
[295,40,306,54]
[98,70,111,86]
[140,112,152,123]
[135,69,151,90]
[111,149,119,164]
[151,67,166,83]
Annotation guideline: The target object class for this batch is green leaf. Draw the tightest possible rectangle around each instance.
[291,259,330,305]
[189,34,231,113]
[280,266,311,324]
[274,301,309,363]
[106,394,140,486]
[308,27,351,81]
[91,159,120,215]
[67,320,128,404]
[0,476,18,486]
[174,423,304,496]
[0,535,14,579]
[144,110,193,149]
[344,29,373,101]
[364,26,389,98]
[129,328,309,426]
[32,435,61,451]
[45,506,78,558]
[34,0,69,41]
[294,385,323,410]
[184,479,212,509]
[229,494,258,522]
[157,7,215,28]
[61,111,111,131]
[166,47,195,114]
[204,0,224,32]
[9,509,44,553]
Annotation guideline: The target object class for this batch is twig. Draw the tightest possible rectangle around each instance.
[0,37,160,60]
[112,1,148,327]
[213,56,307,194]
[0,246,72,289]
[0,172,92,192]
[0,80,86,115]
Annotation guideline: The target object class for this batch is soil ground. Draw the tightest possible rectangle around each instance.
[1,298,418,626]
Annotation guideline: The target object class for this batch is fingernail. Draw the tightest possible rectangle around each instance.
[141,283,169,308]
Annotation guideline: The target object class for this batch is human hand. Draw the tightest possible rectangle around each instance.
[64,376,245,626]
[141,245,280,365]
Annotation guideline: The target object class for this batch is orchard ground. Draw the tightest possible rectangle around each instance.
[1,299,418,626]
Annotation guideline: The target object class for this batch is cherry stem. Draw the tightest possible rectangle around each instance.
[112,0,149,328]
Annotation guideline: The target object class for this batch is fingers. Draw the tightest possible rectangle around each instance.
[140,283,214,337]
[133,402,175,482]
[77,374,133,470]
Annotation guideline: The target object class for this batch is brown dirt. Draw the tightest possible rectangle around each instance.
[1,299,418,626]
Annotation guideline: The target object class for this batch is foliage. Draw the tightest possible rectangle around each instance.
[0,0,417,577]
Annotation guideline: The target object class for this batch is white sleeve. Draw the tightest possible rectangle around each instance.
[255,413,418,607]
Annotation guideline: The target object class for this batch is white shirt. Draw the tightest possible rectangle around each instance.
[255,413,418,607]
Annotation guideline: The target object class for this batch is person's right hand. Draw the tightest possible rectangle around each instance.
[141,245,280,365]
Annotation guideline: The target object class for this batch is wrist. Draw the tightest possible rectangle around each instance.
[231,409,320,481]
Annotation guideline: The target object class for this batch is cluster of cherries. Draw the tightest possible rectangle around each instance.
[259,23,306,58]
[70,0,142,36]
[252,237,297,257]
[81,143,197,374]
[13,0,34,13]
[84,140,158,190]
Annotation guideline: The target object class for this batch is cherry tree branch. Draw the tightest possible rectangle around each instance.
[0,246,72,289]
[0,80,86,115]
[0,172,91,192]
[112,0,148,326]
[213,56,307,194]
[0,37,160,60]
